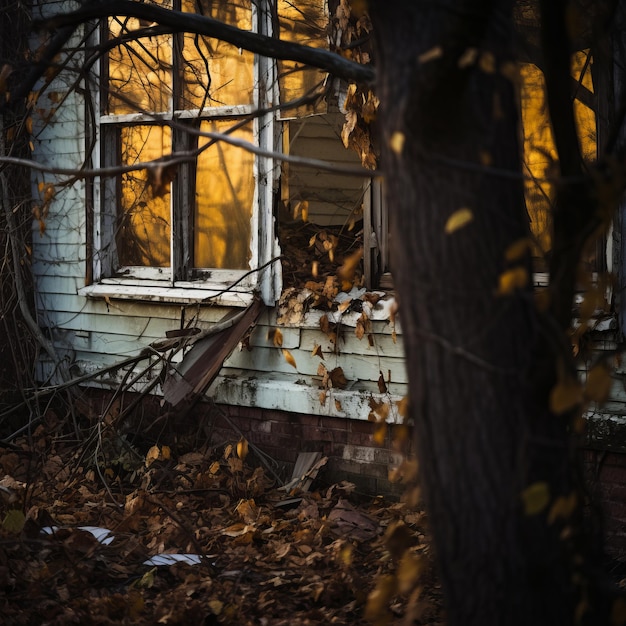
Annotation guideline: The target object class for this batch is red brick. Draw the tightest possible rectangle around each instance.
[270,421,302,437]
[350,420,375,434]
[261,409,293,423]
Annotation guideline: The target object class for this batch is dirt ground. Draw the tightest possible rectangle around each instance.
[0,406,444,625]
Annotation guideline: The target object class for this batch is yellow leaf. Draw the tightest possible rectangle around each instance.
[364,574,396,624]
[25,116,33,135]
[550,378,583,415]
[397,553,424,594]
[389,131,405,155]
[311,260,319,277]
[2,509,25,533]
[312,343,324,360]
[136,568,156,589]
[300,200,309,222]
[418,46,443,64]
[497,267,529,295]
[282,349,297,369]
[458,48,478,68]
[161,445,171,460]
[397,396,409,418]
[521,482,550,516]
[335,399,343,412]
[145,445,160,467]
[268,327,283,347]
[236,438,249,461]
[585,364,612,404]
[374,423,387,445]
[479,51,496,73]
[548,492,578,524]
[444,208,473,234]
[504,238,532,262]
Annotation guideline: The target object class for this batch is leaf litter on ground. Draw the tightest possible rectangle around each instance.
[0,408,444,625]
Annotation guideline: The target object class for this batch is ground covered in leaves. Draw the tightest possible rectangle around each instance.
[0,408,443,625]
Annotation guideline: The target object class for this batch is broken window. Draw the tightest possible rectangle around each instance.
[94,0,269,298]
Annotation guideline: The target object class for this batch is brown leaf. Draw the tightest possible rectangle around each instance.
[282,349,297,369]
[312,343,324,360]
[329,367,348,389]
[268,327,283,347]
[377,371,387,394]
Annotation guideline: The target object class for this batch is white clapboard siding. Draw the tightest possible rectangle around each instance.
[224,343,407,385]
[286,111,365,227]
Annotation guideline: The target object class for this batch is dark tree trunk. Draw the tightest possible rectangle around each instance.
[369,1,608,624]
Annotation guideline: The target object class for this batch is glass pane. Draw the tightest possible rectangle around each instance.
[181,0,253,109]
[194,120,254,269]
[278,0,328,116]
[117,126,172,267]
[107,14,173,114]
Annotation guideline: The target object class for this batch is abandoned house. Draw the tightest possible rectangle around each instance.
[13,0,626,558]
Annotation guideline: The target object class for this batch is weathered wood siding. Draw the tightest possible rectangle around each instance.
[30,28,406,421]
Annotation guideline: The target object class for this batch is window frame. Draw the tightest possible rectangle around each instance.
[82,0,281,306]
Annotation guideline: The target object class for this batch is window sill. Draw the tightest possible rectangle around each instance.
[78,283,254,307]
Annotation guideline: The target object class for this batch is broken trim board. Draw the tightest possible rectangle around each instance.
[163,298,265,407]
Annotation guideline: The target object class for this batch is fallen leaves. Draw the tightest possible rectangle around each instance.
[0,419,442,625]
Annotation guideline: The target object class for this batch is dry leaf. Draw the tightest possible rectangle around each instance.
[377,372,387,394]
[312,344,324,360]
[282,349,297,369]
[145,445,160,468]
[548,492,578,524]
[389,131,405,154]
[268,328,283,347]
[329,367,348,389]
[237,438,249,461]
[418,46,443,64]
[497,267,529,295]
[444,208,473,234]
[521,482,550,516]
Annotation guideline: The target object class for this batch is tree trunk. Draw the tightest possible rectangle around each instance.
[369,2,607,623]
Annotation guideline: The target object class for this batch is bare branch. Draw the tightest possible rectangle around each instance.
[37,0,375,86]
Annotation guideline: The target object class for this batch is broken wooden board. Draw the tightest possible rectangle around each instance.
[163,298,265,407]
[279,452,328,493]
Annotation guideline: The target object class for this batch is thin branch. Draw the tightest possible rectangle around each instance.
[0,128,378,180]
[37,0,375,86]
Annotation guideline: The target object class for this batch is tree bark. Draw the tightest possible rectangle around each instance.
[369,1,607,623]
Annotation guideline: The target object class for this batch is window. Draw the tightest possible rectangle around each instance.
[90,0,279,304]
[86,0,385,304]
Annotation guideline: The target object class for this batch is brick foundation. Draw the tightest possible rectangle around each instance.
[74,389,626,558]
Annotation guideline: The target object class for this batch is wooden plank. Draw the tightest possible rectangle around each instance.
[163,298,265,407]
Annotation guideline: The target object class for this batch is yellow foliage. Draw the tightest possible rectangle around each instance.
[444,208,473,234]
[282,349,297,369]
[236,438,249,461]
[389,131,405,155]
[497,267,529,295]
[548,492,578,524]
[521,481,550,516]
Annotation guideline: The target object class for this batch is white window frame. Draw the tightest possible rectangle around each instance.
[80,0,281,306]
